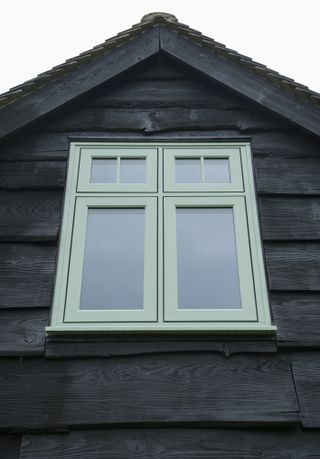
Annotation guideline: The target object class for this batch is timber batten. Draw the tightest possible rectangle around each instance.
[0,12,320,458]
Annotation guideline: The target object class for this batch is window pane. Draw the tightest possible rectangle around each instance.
[176,208,241,309]
[80,208,145,310]
[120,158,146,183]
[90,159,117,183]
[204,159,230,183]
[175,159,202,183]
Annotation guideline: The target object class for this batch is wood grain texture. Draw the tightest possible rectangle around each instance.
[251,131,320,156]
[259,197,320,240]
[160,26,320,137]
[20,428,320,459]
[86,77,242,108]
[0,191,62,241]
[271,293,320,347]
[45,107,286,134]
[0,308,48,356]
[291,351,320,428]
[0,435,21,459]
[0,132,69,161]
[0,27,160,139]
[254,154,320,195]
[45,334,276,359]
[123,53,195,80]
[0,353,298,429]
[0,161,66,190]
[0,243,56,308]
[265,243,320,291]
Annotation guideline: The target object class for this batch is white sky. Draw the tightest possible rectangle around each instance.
[0,0,319,95]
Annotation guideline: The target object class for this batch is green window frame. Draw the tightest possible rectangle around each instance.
[47,142,275,333]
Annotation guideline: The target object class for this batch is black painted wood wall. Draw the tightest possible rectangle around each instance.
[1,54,320,458]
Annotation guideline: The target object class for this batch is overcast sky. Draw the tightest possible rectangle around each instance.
[0,0,319,95]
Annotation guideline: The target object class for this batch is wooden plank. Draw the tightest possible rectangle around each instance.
[252,131,320,156]
[0,353,298,429]
[160,26,320,137]
[86,78,250,108]
[254,154,320,195]
[259,197,320,240]
[44,107,286,133]
[265,243,320,291]
[291,351,320,428]
[0,243,56,308]
[0,132,69,161]
[271,293,320,347]
[0,308,48,356]
[0,435,21,459]
[0,27,160,139]
[124,53,194,80]
[45,334,276,358]
[0,161,66,190]
[20,428,320,459]
[0,191,62,241]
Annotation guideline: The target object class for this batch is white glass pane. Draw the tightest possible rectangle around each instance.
[80,208,145,310]
[120,158,146,183]
[90,159,117,183]
[175,159,202,183]
[204,159,230,183]
[176,208,241,309]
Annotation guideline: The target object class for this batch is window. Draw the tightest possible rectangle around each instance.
[47,143,275,332]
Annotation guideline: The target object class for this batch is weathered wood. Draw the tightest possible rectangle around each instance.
[254,154,320,195]
[45,107,286,133]
[259,197,320,240]
[86,77,252,108]
[0,353,298,429]
[0,243,56,308]
[20,428,320,459]
[0,161,66,189]
[0,132,69,161]
[0,308,48,356]
[265,243,320,291]
[251,131,320,156]
[45,334,276,358]
[271,293,320,347]
[0,27,160,139]
[160,26,320,137]
[124,53,194,79]
[0,191,62,241]
[291,351,320,428]
[0,435,21,459]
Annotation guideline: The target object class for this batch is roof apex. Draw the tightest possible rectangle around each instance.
[141,12,178,23]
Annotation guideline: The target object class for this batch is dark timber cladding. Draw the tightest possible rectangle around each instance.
[0,10,320,458]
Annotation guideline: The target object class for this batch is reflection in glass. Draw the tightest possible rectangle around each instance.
[120,158,146,183]
[176,208,241,309]
[90,159,117,183]
[80,208,145,310]
[175,159,202,183]
[204,159,230,183]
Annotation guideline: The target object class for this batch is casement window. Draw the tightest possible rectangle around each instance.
[47,143,275,332]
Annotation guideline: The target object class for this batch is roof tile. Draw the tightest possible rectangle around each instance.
[0,12,319,111]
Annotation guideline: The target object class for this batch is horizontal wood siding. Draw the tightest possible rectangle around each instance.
[20,428,320,459]
[0,243,56,308]
[0,353,298,429]
[291,351,320,427]
[0,54,319,447]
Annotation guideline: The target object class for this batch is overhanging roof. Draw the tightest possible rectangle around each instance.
[0,12,320,140]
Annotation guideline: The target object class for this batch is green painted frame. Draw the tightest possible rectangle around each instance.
[164,196,257,321]
[164,146,243,192]
[47,142,275,333]
[78,146,158,192]
[64,196,158,322]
